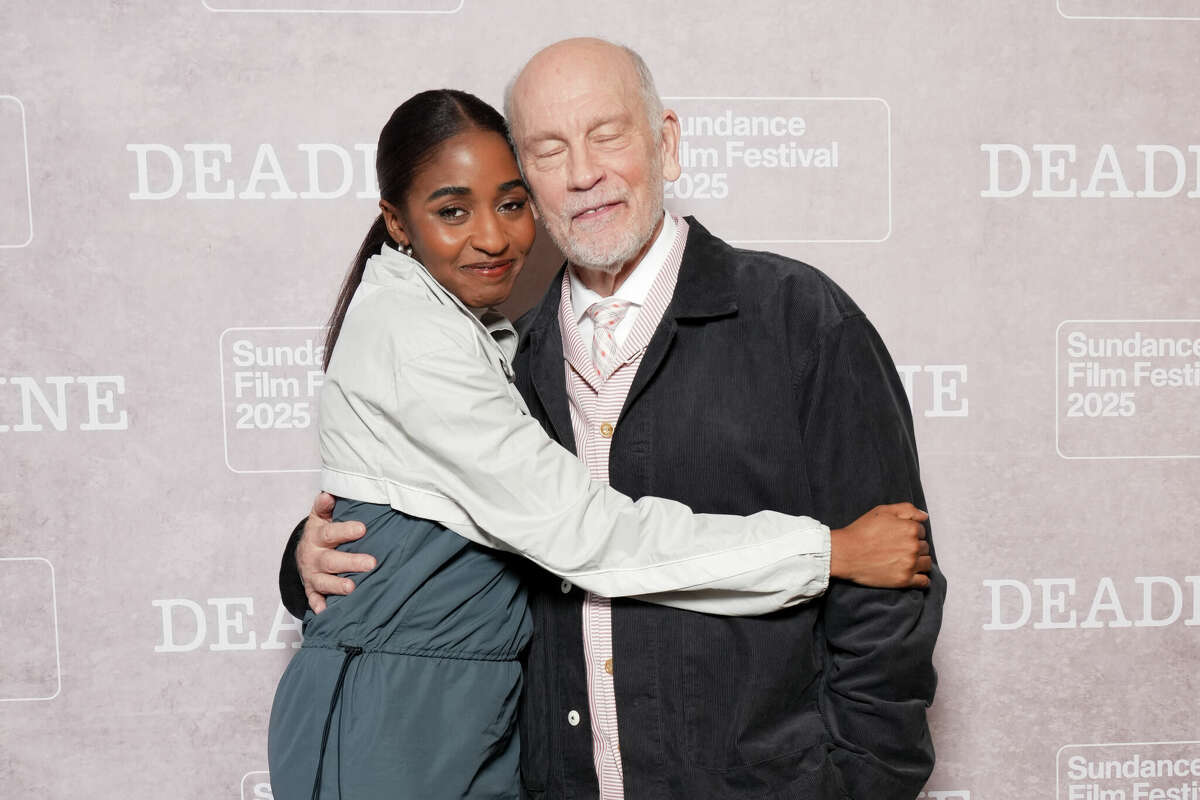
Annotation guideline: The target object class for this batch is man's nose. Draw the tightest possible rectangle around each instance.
[566,145,602,192]
[470,210,509,256]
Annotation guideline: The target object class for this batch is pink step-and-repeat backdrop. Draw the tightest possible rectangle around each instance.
[2,1,1197,798]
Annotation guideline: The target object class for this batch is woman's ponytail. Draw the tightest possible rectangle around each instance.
[323,213,393,371]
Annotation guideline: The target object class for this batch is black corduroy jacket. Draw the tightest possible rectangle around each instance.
[510,218,945,800]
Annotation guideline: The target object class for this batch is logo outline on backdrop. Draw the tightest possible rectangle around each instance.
[0,95,34,249]
[1055,318,1200,460]
[241,771,271,800]
[0,557,62,702]
[218,325,322,475]
[1056,740,1200,800]
[200,0,463,13]
[663,96,892,244]
[1057,0,1200,21]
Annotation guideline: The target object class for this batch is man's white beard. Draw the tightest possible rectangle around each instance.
[548,152,666,275]
[561,196,662,275]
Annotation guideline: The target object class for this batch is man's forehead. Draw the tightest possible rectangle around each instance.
[512,58,640,139]
[520,87,631,132]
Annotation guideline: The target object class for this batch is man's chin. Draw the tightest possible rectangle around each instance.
[548,215,655,274]
[563,239,631,274]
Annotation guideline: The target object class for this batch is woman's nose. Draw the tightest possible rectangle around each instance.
[470,211,508,255]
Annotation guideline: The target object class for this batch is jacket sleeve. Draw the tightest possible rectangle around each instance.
[320,319,832,616]
[278,518,308,619]
[798,313,946,800]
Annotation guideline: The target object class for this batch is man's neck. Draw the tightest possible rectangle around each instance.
[571,214,666,297]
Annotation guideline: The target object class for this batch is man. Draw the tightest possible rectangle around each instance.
[282,38,945,800]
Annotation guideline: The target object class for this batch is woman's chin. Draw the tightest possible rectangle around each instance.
[463,279,521,310]
[463,290,511,310]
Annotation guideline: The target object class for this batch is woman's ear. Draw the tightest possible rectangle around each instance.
[379,200,409,249]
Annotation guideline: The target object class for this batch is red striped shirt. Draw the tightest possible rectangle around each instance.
[557,216,689,798]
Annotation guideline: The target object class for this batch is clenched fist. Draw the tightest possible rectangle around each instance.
[829,502,932,589]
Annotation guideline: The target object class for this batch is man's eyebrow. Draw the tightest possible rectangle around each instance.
[426,185,469,201]
[523,114,629,147]
[498,179,527,192]
[522,131,564,147]
[586,114,627,131]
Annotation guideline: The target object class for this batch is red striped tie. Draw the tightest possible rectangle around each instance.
[586,299,633,378]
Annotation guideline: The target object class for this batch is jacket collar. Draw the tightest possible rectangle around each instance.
[365,243,518,369]
[666,216,739,321]
[521,215,738,342]
[520,216,738,447]
[520,263,574,450]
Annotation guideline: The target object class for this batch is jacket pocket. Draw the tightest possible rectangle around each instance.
[772,754,852,800]
[681,610,826,771]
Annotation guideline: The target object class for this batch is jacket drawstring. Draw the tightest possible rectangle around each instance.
[311,643,364,800]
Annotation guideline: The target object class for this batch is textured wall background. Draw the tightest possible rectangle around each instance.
[2,2,1198,798]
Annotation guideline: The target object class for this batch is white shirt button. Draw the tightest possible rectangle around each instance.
[560,580,572,594]
[567,709,581,727]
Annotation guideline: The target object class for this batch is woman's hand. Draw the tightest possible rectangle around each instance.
[829,503,932,589]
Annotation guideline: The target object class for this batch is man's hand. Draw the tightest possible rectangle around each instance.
[298,492,376,613]
[829,502,932,589]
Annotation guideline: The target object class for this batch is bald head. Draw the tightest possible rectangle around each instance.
[505,38,663,146]
[501,37,681,275]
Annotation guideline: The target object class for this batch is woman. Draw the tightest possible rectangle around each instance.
[268,90,930,800]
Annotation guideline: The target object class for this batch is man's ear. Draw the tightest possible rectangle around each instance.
[659,109,682,182]
[379,200,409,249]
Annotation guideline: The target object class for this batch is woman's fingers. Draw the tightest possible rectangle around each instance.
[876,501,929,522]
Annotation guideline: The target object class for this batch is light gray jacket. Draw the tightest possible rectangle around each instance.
[319,244,831,615]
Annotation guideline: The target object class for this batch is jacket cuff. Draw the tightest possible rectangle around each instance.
[278,517,310,620]
[830,746,931,800]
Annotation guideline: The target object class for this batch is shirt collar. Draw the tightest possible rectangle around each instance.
[567,211,676,324]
